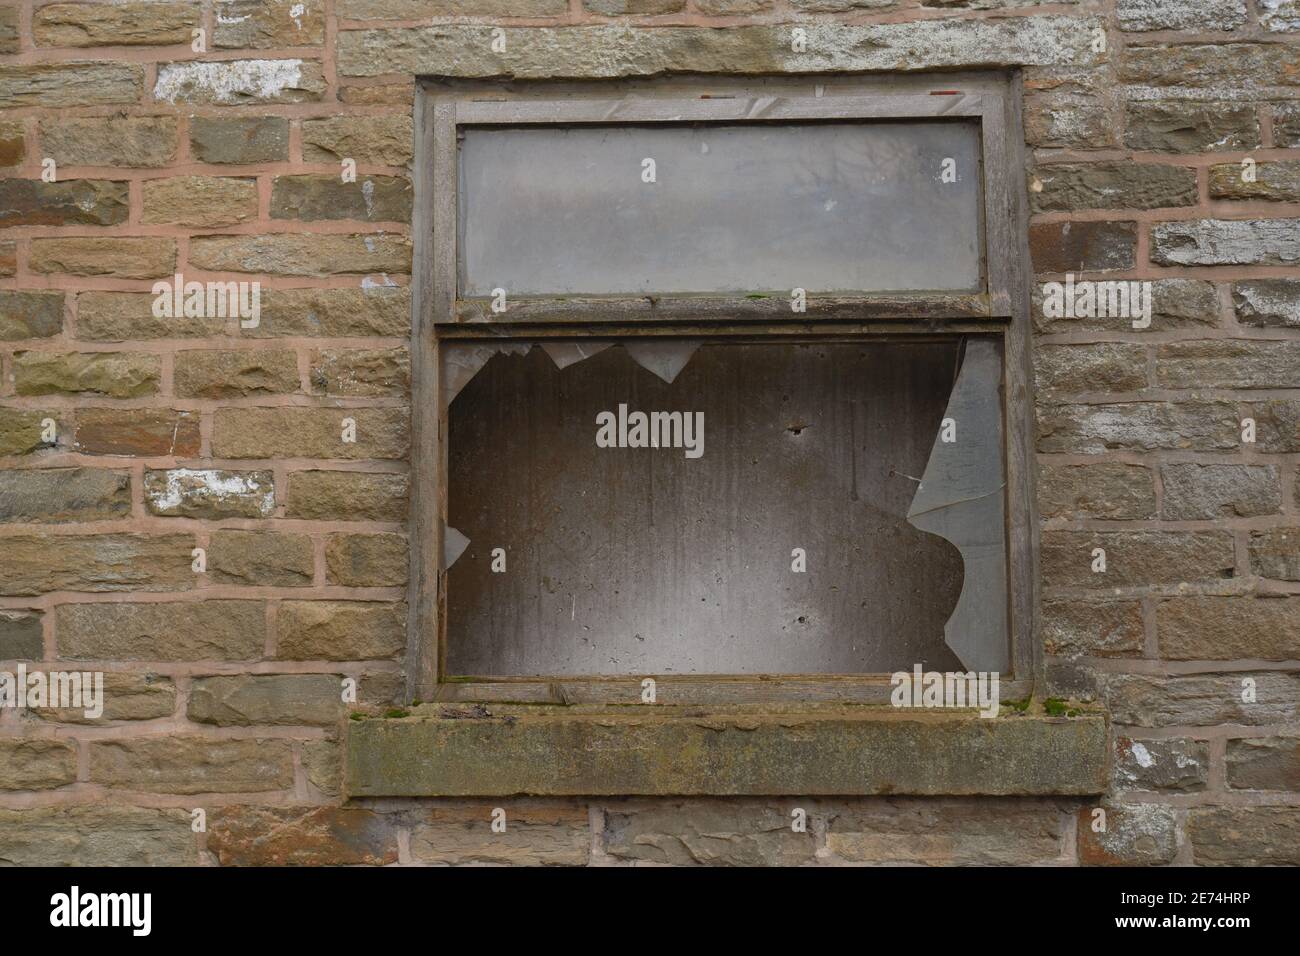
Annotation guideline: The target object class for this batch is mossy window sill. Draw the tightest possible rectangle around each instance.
[344,704,1110,798]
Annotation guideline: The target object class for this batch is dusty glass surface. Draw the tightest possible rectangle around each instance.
[458,122,984,297]
[444,339,1011,677]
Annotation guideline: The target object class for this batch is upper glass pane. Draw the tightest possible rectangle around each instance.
[457,121,984,297]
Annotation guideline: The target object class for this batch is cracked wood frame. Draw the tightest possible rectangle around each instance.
[408,73,1040,706]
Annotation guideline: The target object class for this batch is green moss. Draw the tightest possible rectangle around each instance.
[1043,698,1071,717]
[349,712,365,721]
[383,708,411,719]
[1001,697,1031,713]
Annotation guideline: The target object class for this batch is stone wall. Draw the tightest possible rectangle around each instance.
[0,0,1298,866]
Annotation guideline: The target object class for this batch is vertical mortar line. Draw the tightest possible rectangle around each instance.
[1151,452,1165,518]
[177,112,192,164]
[128,178,143,228]
[587,803,603,865]
[323,0,338,100]
[1141,593,1159,659]
[1217,280,1236,331]
[257,168,273,221]
[313,533,328,586]
[1286,456,1299,515]
[42,595,56,662]
[197,400,213,459]
[13,234,27,282]
[75,732,90,782]
[291,740,309,799]
[196,812,213,866]
[1144,336,1157,396]
[17,0,31,55]
[1206,734,1229,794]
[1133,218,1150,273]
[131,460,147,519]
[142,61,156,110]
[1236,398,1254,466]
[24,113,36,179]
[288,116,303,166]
[1061,800,1079,864]
[160,349,175,399]
[1232,527,1251,584]
[1171,806,1194,865]
[63,283,77,341]
[273,460,289,516]
[1259,101,1274,150]
[811,798,829,861]
[195,529,211,591]
[174,671,192,727]
[175,233,190,292]
[265,598,278,658]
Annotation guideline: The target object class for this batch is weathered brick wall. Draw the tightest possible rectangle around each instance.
[0,0,1297,865]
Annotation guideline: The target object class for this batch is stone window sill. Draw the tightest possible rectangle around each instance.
[344,704,1110,798]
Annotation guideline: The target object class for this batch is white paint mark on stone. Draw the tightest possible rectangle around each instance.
[153,59,306,105]
[1130,741,1153,768]
[361,178,375,219]
[150,469,274,516]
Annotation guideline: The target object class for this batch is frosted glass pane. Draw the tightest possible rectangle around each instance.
[458,121,983,297]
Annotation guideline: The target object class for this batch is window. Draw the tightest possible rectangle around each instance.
[408,75,1037,706]
[457,121,984,295]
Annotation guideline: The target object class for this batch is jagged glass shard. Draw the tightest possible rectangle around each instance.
[444,525,471,569]
[906,338,1009,673]
[540,341,614,369]
[442,342,531,404]
[624,341,700,384]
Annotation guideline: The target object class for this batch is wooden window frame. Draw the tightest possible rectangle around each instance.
[408,73,1039,707]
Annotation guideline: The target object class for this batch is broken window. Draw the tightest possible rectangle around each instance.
[444,336,1007,677]
[412,76,1034,701]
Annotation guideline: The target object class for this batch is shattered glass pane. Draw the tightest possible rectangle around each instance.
[458,122,984,297]
[444,339,1008,677]
[906,339,1009,673]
